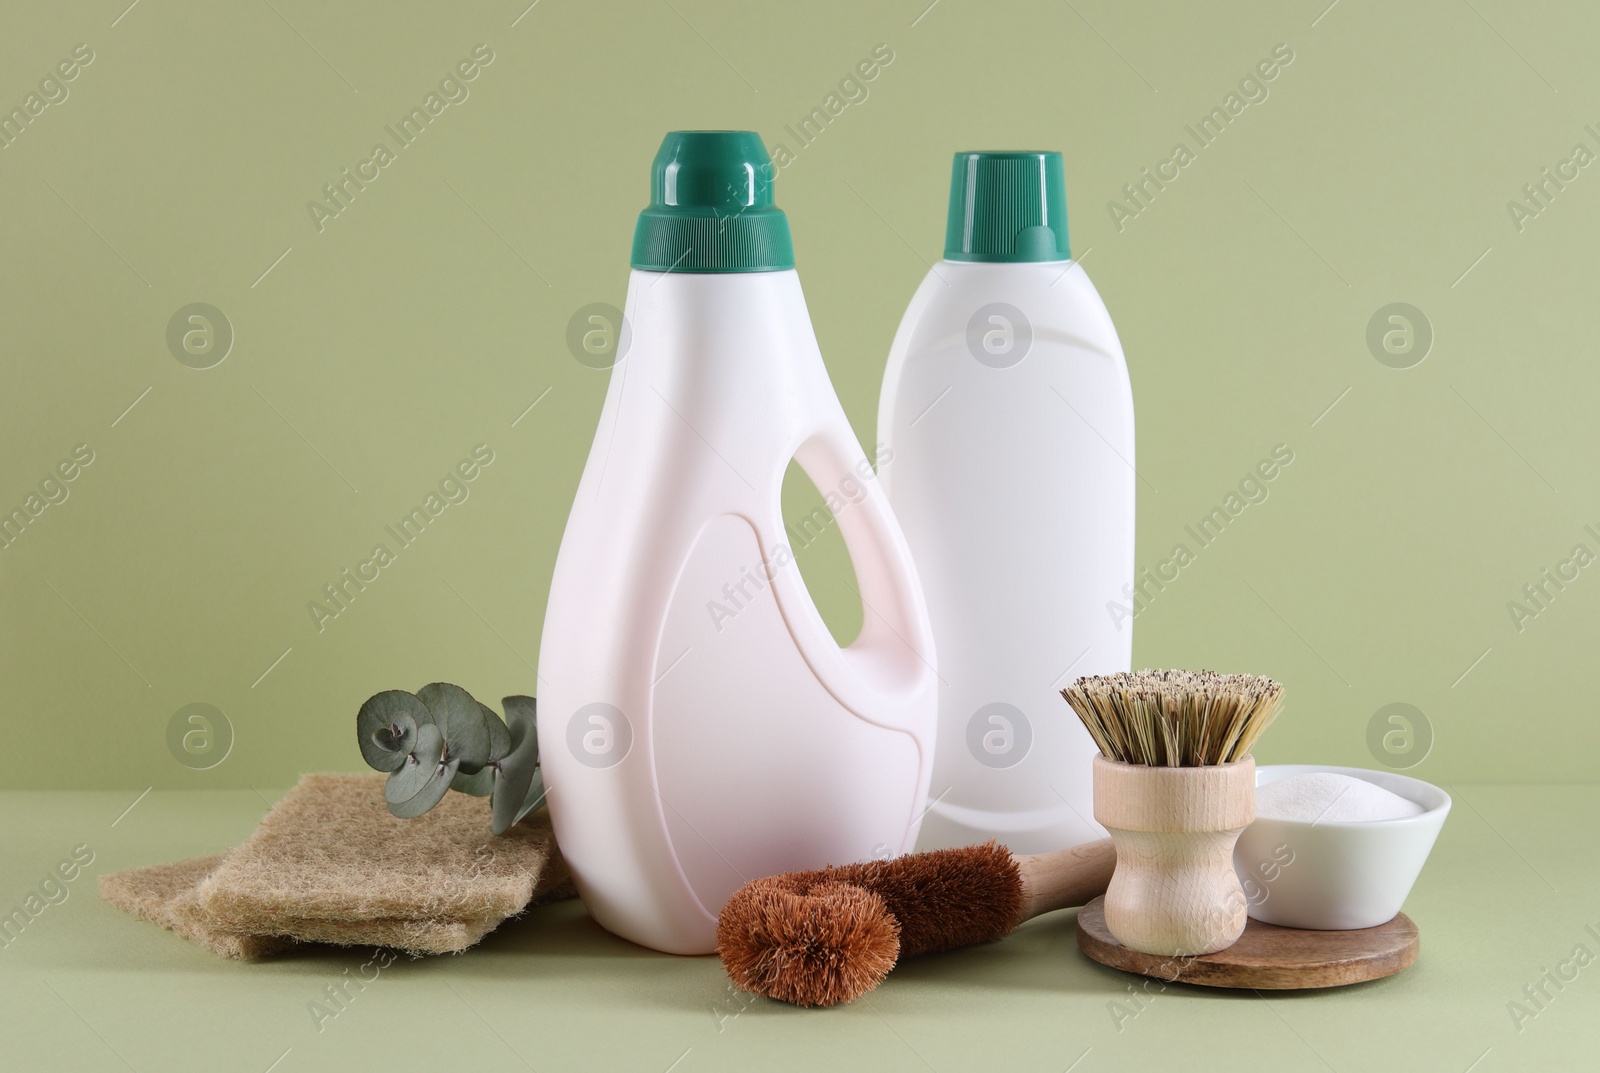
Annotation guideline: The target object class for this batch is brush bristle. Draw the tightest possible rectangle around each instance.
[717,879,899,1008]
[716,842,1024,1008]
[1060,669,1283,767]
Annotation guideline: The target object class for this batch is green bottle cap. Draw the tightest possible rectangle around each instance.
[630,131,795,273]
[944,151,1071,263]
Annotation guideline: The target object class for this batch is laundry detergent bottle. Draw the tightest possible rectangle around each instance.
[537,131,938,955]
[878,151,1135,856]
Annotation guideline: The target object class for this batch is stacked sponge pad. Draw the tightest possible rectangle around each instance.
[99,773,572,959]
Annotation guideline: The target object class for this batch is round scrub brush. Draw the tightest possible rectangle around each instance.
[716,839,1115,1007]
[1061,670,1283,957]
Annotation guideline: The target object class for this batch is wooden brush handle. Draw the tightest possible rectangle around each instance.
[1014,839,1117,921]
[1093,756,1257,956]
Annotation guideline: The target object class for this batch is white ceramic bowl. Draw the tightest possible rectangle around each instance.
[1232,764,1450,930]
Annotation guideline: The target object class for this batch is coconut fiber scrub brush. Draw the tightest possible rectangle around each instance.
[1061,670,1283,957]
[716,838,1116,1007]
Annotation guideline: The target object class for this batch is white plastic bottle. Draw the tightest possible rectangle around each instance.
[538,132,938,955]
[878,151,1135,856]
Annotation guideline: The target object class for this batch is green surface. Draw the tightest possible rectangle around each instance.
[1,785,1594,1072]
[3,1,1599,789]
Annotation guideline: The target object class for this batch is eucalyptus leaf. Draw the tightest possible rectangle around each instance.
[374,715,417,758]
[385,723,460,819]
[515,769,547,827]
[502,695,536,736]
[480,702,511,765]
[418,682,491,774]
[491,697,540,835]
[357,690,428,772]
[450,765,495,797]
[458,702,512,799]
[389,756,459,818]
[385,723,445,805]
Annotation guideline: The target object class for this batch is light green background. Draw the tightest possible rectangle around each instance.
[5,3,1598,1072]
[2,0,1595,789]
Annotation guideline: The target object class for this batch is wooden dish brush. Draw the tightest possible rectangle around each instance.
[716,839,1115,1007]
[1061,669,1283,957]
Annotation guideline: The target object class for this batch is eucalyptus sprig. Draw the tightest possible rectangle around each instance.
[357,683,544,835]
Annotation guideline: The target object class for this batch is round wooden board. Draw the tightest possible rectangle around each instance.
[1075,897,1418,989]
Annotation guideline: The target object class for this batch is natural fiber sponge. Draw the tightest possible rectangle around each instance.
[99,773,572,958]
[98,855,293,961]
[195,773,568,930]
